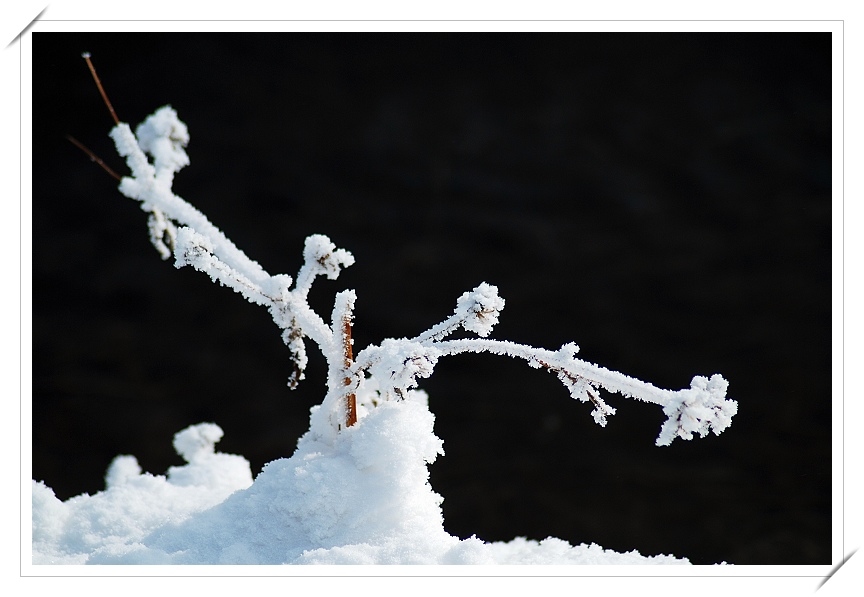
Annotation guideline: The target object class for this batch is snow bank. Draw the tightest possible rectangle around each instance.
[33,423,253,564]
[32,394,688,565]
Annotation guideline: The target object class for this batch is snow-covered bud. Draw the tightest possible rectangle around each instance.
[655,374,736,446]
[303,234,355,280]
[292,235,356,298]
[455,283,505,337]
[135,106,190,181]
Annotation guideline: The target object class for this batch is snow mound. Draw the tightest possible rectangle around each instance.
[32,397,689,565]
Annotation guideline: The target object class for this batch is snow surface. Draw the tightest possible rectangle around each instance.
[32,393,689,565]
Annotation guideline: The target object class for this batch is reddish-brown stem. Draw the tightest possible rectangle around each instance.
[82,53,119,126]
[66,135,122,181]
[342,315,358,427]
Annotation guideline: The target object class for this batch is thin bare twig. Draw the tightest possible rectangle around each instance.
[82,52,119,126]
[66,135,122,181]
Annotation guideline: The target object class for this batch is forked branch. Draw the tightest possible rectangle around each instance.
[89,53,736,445]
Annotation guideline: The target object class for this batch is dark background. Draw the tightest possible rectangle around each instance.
[31,32,832,565]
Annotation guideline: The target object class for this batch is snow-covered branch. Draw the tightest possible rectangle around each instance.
[110,107,357,430]
[355,283,736,444]
[108,105,736,445]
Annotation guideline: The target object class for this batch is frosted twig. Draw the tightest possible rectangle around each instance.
[352,283,736,444]
[426,336,735,444]
[412,282,505,343]
[106,103,356,429]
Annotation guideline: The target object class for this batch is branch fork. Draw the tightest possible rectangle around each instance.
[89,52,736,446]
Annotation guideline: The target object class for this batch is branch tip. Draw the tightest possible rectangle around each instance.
[82,53,119,125]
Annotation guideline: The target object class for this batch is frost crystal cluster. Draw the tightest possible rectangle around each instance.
[32,103,737,565]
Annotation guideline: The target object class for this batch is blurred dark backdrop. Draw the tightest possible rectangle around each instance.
[30,32,832,565]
